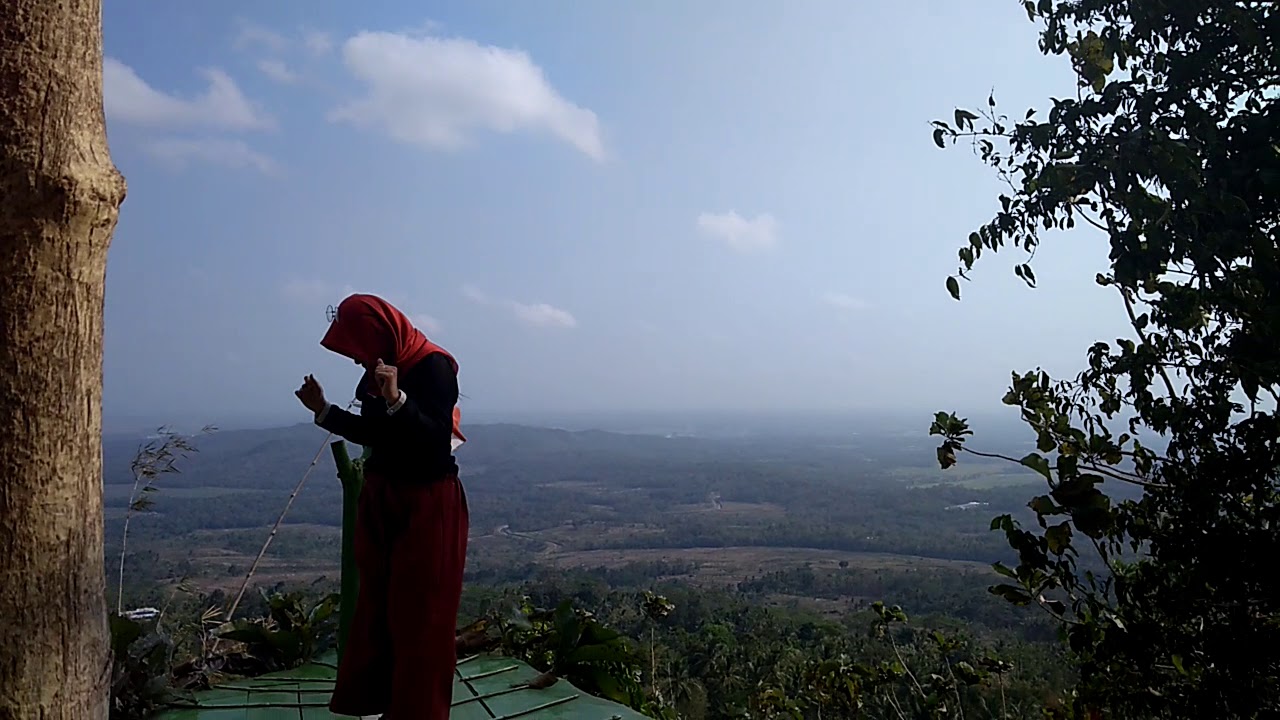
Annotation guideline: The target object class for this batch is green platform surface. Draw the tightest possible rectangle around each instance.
[155,652,649,720]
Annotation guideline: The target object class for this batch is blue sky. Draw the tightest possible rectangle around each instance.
[101,0,1131,431]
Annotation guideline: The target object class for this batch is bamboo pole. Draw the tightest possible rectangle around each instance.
[330,440,365,656]
[223,434,334,624]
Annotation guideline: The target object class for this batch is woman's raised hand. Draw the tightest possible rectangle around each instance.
[374,359,399,403]
[295,374,328,414]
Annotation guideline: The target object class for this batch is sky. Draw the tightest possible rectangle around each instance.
[100,0,1134,432]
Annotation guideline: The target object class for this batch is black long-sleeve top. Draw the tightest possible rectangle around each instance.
[316,353,459,483]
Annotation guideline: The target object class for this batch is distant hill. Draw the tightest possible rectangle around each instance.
[101,420,938,490]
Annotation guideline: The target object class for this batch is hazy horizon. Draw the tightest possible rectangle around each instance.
[104,405,1033,443]
[102,1,1131,432]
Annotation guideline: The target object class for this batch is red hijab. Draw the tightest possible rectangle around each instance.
[321,293,466,445]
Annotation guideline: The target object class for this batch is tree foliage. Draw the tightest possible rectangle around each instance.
[929,1,1280,717]
[469,579,1069,720]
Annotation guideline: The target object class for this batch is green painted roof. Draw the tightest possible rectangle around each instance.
[155,652,649,720]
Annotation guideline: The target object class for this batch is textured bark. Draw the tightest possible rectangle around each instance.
[0,0,126,718]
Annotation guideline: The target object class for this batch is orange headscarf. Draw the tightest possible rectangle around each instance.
[321,293,466,445]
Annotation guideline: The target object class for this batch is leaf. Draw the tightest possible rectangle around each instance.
[1020,453,1052,480]
[989,584,1033,605]
[932,629,946,647]
[308,594,339,625]
[1171,654,1188,676]
[992,561,1018,579]
[1045,522,1073,555]
[567,642,634,665]
[937,442,957,470]
[1036,431,1057,453]
[1028,495,1057,516]
[553,600,582,649]
[580,621,622,645]
[585,667,631,703]
[933,128,946,149]
[1073,505,1111,539]
[946,276,961,300]
[1242,375,1260,403]
[955,660,983,685]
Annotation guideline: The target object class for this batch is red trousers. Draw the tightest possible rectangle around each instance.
[329,472,469,719]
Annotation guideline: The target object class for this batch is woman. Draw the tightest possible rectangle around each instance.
[294,293,468,719]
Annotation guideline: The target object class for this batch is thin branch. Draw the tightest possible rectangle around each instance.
[1078,208,1112,233]
[154,579,187,636]
[942,655,967,720]
[1081,461,1167,489]
[961,444,1167,488]
[1034,594,1084,626]
[884,687,910,720]
[1089,536,1121,578]
[958,447,1027,465]
[999,673,1008,720]
[886,630,928,701]
[223,401,356,627]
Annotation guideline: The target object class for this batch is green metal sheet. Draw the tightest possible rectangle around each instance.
[155,652,649,719]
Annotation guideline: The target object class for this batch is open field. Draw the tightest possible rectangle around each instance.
[106,421,1045,617]
[546,545,988,584]
[132,521,992,597]
[887,461,1041,489]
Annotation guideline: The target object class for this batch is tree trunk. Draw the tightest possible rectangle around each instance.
[0,0,126,718]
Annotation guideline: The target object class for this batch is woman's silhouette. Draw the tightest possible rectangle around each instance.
[296,293,468,719]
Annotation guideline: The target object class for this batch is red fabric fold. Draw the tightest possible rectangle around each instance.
[328,471,470,718]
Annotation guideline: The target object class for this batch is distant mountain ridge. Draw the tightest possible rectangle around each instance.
[101,419,950,491]
[102,422,714,489]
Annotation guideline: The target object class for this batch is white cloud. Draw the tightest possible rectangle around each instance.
[329,31,604,160]
[823,292,870,311]
[410,313,443,334]
[257,59,298,84]
[236,21,333,59]
[145,138,277,175]
[461,284,490,304]
[696,211,779,252]
[104,58,272,131]
[303,30,334,56]
[462,285,575,329]
[234,21,290,53]
[281,278,343,306]
[511,302,577,329]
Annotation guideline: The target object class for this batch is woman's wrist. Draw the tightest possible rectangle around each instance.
[385,390,407,415]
